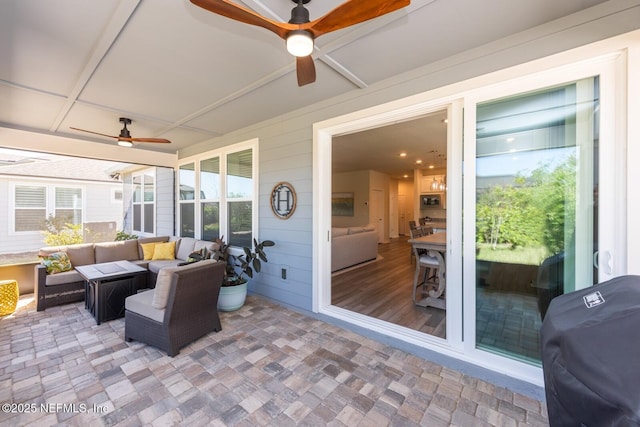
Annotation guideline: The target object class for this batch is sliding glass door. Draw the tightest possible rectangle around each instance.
[473,77,600,363]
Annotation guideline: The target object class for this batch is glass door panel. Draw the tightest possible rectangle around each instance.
[475,77,599,364]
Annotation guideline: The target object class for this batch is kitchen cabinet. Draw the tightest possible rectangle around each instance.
[420,174,446,194]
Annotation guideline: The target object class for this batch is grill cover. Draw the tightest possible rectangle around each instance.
[541,275,640,426]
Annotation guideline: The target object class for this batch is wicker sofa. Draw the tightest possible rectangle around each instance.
[124,260,226,356]
[35,236,218,311]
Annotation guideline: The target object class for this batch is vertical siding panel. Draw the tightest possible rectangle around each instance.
[155,167,175,236]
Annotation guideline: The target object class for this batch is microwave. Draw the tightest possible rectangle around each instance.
[420,194,442,208]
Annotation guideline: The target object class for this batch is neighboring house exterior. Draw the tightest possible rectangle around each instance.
[121,165,175,238]
[0,150,126,256]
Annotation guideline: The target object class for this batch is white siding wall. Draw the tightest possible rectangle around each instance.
[155,166,174,236]
[0,178,122,254]
[121,167,174,237]
[177,6,640,312]
[332,170,370,228]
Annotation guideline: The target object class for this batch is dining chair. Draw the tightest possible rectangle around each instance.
[410,227,440,306]
[409,224,424,262]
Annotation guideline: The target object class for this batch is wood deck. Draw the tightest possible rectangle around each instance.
[331,236,446,338]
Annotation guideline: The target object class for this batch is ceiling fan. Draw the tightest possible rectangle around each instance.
[190,0,411,86]
[70,118,171,147]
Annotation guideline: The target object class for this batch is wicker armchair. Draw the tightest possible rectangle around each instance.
[124,260,225,356]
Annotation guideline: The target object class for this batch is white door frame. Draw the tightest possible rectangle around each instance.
[461,51,626,383]
[313,97,465,356]
[313,40,630,388]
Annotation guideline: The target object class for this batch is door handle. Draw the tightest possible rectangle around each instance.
[594,250,613,275]
[602,250,613,275]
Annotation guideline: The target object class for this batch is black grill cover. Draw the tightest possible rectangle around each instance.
[541,275,640,426]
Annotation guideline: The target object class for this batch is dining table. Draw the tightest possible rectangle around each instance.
[408,231,447,309]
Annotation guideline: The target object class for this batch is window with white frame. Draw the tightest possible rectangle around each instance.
[226,149,253,248]
[132,171,155,235]
[177,141,256,247]
[200,156,220,241]
[179,162,196,237]
[55,187,82,224]
[13,184,83,232]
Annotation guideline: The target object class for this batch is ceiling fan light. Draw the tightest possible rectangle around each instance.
[286,31,313,57]
[118,140,133,148]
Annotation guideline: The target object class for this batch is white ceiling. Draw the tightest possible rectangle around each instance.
[0,0,609,175]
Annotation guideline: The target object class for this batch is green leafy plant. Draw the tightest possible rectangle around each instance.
[42,215,84,246]
[213,237,275,286]
[115,230,139,241]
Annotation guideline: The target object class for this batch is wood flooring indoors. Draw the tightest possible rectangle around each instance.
[332,236,446,338]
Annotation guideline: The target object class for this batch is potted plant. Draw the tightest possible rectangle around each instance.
[213,237,275,311]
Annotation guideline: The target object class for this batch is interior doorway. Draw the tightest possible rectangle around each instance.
[329,109,449,339]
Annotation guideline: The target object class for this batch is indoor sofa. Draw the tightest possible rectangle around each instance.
[331,225,378,272]
[35,236,218,311]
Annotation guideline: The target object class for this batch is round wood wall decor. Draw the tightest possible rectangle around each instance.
[271,182,297,219]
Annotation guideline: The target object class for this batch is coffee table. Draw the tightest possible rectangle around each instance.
[76,260,147,325]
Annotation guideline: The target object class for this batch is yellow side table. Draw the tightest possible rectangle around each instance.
[0,280,19,316]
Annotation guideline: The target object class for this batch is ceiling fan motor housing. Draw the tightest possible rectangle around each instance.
[119,117,132,138]
[289,1,310,24]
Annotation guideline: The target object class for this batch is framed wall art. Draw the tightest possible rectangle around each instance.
[331,192,354,216]
[271,181,297,219]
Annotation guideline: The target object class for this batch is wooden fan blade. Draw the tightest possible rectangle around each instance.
[125,137,171,144]
[190,0,295,39]
[296,56,316,87]
[305,0,410,38]
[70,127,118,139]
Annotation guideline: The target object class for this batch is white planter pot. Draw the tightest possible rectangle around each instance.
[217,282,247,312]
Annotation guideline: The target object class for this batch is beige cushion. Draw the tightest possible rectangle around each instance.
[176,237,196,260]
[193,240,215,257]
[126,290,165,323]
[152,267,177,309]
[95,240,139,263]
[64,243,96,266]
[151,260,218,309]
[147,260,182,274]
[45,269,84,286]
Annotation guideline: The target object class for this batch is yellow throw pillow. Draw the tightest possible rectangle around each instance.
[140,242,157,260]
[151,241,176,260]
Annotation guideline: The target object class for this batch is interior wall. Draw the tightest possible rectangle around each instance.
[332,170,370,228]
[389,180,399,239]
[370,170,390,243]
[398,180,415,232]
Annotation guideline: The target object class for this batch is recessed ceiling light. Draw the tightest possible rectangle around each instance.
[416,159,422,164]
[403,174,409,178]
[400,152,407,157]
[428,165,434,169]
[507,137,515,142]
